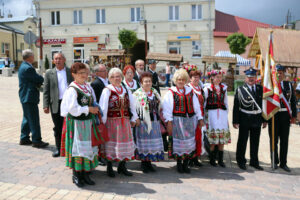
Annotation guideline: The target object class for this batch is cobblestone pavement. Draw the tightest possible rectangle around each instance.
[0,75,300,200]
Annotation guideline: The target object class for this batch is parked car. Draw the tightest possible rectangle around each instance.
[0,58,15,74]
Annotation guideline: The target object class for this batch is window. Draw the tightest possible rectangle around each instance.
[169,5,179,21]
[73,10,82,25]
[168,42,181,54]
[20,43,24,51]
[131,7,141,22]
[1,43,9,54]
[192,41,201,57]
[192,5,202,20]
[96,9,106,24]
[73,44,84,63]
[235,66,240,75]
[51,11,60,25]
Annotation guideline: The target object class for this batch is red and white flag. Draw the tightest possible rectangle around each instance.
[262,32,281,120]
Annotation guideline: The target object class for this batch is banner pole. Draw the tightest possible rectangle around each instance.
[272,116,275,170]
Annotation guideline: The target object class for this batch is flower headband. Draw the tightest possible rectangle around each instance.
[210,69,224,76]
[183,64,197,72]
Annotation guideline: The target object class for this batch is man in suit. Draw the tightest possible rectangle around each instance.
[133,59,144,87]
[18,49,49,148]
[43,53,73,157]
[148,59,160,94]
[91,64,109,166]
[233,67,267,170]
[91,64,109,102]
[268,64,297,172]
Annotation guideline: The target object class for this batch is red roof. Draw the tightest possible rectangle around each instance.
[214,10,279,38]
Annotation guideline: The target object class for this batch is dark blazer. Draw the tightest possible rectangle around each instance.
[91,77,108,103]
[18,61,44,104]
[233,84,264,127]
[148,69,160,94]
[133,72,141,88]
[43,67,73,114]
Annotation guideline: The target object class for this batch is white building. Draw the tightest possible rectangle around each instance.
[34,0,215,69]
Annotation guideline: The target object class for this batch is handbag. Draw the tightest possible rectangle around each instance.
[91,113,109,146]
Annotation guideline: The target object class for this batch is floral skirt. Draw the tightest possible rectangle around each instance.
[135,120,164,161]
[100,117,135,161]
[64,117,98,172]
[168,116,197,160]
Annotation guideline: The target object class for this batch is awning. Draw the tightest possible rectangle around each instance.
[215,51,251,66]
[146,52,183,62]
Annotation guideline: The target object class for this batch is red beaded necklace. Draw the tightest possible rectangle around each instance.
[74,81,89,93]
[125,80,134,88]
[191,83,201,93]
[113,85,123,95]
[176,86,185,95]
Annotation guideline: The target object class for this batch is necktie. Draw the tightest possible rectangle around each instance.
[251,85,256,96]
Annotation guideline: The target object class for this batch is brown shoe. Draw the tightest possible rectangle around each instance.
[32,141,49,148]
[19,139,32,145]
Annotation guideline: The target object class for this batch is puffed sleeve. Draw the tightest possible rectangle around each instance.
[203,87,209,109]
[60,87,89,117]
[99,88,111,124]
[224,89,229,113]
[128,88,138,122]
[162,90,174,122]
[193,93,203,120]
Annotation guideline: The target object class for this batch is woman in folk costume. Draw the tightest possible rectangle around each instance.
[203,69,230,167]
[60,63,101,187]
[123,65,139,93]
[188,70,205,167]
[100,68,140,177]
[162,68,204,173]
[133,72,164,173]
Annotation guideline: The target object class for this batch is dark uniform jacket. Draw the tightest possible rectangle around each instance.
[148,69,160,94]
[233,84,264,128]
[91,77,109,103]
[133,72,141,88]
[280,81,297,118]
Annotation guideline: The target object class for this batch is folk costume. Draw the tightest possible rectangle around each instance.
[162,85,202,173]
[60,81,100,187]
[100,84,138,176]
[133,87,164,172]
[123,79,139,93]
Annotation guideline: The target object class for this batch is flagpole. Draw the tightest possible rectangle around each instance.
[272,116,275,170]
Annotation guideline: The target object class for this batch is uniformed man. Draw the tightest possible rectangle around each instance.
[148,59,160,94]
[268,64,297,172]
[233,67,267,170]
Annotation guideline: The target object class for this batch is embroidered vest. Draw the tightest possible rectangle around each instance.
[68,86,93,120]
[206,86,226,110]
[170,89,195,117]
[107,90,130,118]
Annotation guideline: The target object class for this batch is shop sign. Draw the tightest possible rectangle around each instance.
[43,38,66,45]
[73,36,98,44]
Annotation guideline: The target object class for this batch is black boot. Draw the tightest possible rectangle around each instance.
[118,161,133,176]
[141,161,149,173]
[52,137,60,157]
[106,161,115,177]
[183,159,191,173]
[147,161,156,172]
[177,159,184,173]
[82,171,95,185]
[162,134,168,152]
[72,170,84,187]
[192,157,203,167]
[218,151,226,168]
[209,150,217,167]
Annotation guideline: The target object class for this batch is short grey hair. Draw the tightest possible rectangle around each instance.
[93,64,106,72]
[135,59,144,66]
[53,52,66,60]
[108,67,123,80]
[22,49,34,60]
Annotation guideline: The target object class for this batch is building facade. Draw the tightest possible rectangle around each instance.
[34,0,215,68]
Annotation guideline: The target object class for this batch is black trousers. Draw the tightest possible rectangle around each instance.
[268,111,290,166]
[50,100,64,151]
[236,125,261,166]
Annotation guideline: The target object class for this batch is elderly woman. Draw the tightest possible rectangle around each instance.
[60,62,100,187]
[100,67,139,177]
[203,70,230,167]
[123,65,139,93]
[162,68,204,173]
[188,70,205,167]
[133,72,164,173]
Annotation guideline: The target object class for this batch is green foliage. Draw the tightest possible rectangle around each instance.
[118,29,138,49]
[226,33,251,55]
[44,54,50,70]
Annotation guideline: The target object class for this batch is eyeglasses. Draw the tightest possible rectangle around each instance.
[77,72,88,75]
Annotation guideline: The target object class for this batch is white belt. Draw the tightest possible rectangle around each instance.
[279,108,287,112]
[240,108,262,115]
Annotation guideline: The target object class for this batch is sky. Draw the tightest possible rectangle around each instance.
[1,0,300,26]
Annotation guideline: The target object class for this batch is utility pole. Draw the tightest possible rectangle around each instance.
[39,17,43,73]
[144,19,148,65]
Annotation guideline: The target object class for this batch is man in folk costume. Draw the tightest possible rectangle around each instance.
[267,64,297,172]
[233,67,267,170]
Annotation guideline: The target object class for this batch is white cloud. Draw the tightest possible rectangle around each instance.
[1,0,33,17]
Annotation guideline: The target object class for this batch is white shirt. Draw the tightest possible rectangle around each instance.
[56,67,68,100]
[296,83,300,91]
[247,84,256,93]
[99,77,109,86]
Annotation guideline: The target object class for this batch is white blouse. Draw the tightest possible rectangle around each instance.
[123,79,138,91]
[99,84,138,123]
[203,83,229,111]
[162,86,203,122]
[60,82,97,117]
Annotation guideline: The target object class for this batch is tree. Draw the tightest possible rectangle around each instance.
[226,33,251,55]
[44,54,50,70]
[118,29,138,50]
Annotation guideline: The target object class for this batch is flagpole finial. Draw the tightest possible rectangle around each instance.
[270,30,274,34]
